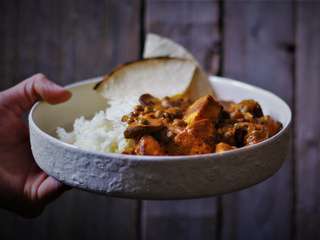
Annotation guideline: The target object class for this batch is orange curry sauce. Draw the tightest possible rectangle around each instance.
[121,94,282,155]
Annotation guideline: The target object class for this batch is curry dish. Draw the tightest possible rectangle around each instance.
[121,94,282,155]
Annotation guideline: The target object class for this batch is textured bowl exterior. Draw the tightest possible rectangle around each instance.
[29,77,291,199]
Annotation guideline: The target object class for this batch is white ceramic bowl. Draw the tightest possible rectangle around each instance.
[29,76,291,199]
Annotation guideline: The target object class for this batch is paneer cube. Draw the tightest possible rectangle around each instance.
[134,135,164,155]
[183,95,222,125]
[174,119,214,155]
[215,142,235,153]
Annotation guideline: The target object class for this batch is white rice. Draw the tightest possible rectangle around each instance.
[57,98,138,153]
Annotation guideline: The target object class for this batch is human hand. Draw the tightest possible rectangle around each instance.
[0,74,72,217]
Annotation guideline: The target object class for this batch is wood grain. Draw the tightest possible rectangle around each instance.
[1,1,320,239]
[142,1,221,240]
[0,0,20,89]
[0,1,141,240]
[221,2,294,240]
[296,2,320,239]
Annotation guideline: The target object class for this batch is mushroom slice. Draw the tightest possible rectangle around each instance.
[124,123,164,139]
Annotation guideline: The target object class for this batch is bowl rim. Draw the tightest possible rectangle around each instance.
[29,76,292,162]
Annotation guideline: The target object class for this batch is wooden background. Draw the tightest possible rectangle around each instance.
[0,0,319,239]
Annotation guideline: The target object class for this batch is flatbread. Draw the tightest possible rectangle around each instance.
[143,33,214,100]
[95,57,197,100]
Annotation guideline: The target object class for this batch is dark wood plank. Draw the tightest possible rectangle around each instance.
[143,1,221,240]
[0,1,141,239]
[222,2,294,240]
[0,0,34,239]
[142,199,219,240]
[296,2,320,239]
[0,0,19,90]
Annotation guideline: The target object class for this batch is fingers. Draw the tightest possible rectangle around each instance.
[25,169,70,205]
[16,175,69,218]
[20,167,71,218]
[37,175,70,204]
[1,73,72,114]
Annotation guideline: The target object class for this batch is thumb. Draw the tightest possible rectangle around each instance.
[1,73,71,114]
